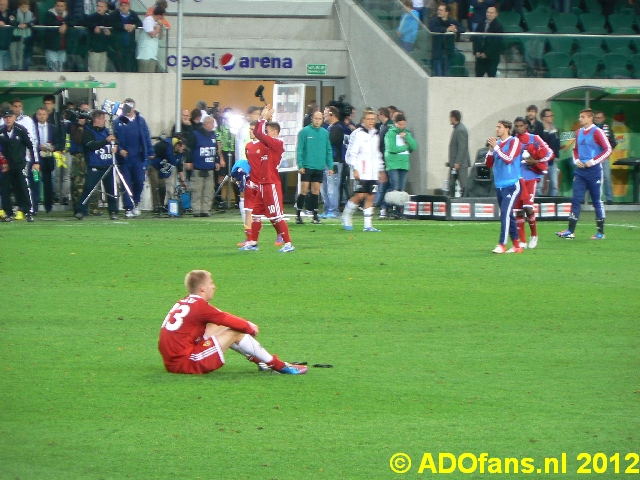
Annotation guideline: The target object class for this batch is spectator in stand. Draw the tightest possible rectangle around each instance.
[145,0,170,29]
[441,0,460,19]
[473,6,503,77]
[43,0,73,71]
[468,0,497,31]
[9,0,34,71]
[525,105,544,136]
[85,0,112,72]
[412,0,429,22]
[0,0,12,71]
[594,111,617,205]
[429,4,465,77]
[539,108,560,196]
[110,0,141,72]
[396,0,420,52]
[136,3,164,73]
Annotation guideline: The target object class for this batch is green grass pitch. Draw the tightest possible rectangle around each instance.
[1,211,639,479]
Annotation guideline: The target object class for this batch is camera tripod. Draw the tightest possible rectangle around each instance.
[214,152,238,211]
[82,140,133,213]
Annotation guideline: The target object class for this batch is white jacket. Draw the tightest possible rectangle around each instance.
[345,127,384,181]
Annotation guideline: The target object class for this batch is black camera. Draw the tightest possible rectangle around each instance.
[207,102,220,118]
[327,95,354,121]
[65,108,91,124]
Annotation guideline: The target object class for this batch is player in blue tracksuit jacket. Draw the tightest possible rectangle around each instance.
[112,99,153,216]
[485,119,522,254]
[557,108,612,240]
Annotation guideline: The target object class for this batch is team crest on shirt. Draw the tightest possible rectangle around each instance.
[203,340,212,347]
[256,149,261,154]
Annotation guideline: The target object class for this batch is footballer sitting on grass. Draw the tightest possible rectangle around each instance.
[158,270,307,375]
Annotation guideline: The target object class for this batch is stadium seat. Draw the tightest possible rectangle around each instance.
[602,52,630,75]
[605,36,633,53]
[524,9,552,30]
[553,12,579,30]
[451,51,466,66]
[544,51,572,69]
[609,46,634,57]
[631,54,640,77]
[577,35,605,54]
[557,26,582,33]
[502,25,525,52]
[584,0,603,14]
[611,27,636,34]
[572,52,601,77]
[414,29,431,51]
[580,12,607,30]
[571,6,584,16]
[606,66,632,77]
[548,35,575,54]
[608,13,634,32]
[450,65,470,76]
[499,10,523,28]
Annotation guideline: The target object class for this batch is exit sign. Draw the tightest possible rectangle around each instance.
[203,79,219,86]
[307,64,327,75]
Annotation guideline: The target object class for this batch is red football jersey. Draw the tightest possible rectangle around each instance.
[158,295,256,370]
[245,139,264,184]
[253,119,285,185]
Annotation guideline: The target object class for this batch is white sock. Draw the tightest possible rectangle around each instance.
[344,200,357,215]
[230,334,273,363]
[364,207,373,228]
[239,198,245,222]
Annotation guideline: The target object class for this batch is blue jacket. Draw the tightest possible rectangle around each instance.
[113,111,153,164]
[397,9,420,43]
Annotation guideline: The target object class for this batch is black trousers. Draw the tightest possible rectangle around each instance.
[0,166,33,215]
[40,157,56,212]
[475,57,500,77]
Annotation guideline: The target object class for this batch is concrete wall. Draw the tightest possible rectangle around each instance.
[1,72,176,138]
[336,0,430,194]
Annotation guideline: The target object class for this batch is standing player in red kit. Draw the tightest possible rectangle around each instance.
[239,104,294,253]
[512,118,553,250]
[158,270,307,375]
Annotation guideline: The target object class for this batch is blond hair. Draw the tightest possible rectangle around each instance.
[184,270,210,294]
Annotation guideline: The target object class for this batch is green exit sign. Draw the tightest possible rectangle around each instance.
[203,79,219,86]
[307,64,327,76]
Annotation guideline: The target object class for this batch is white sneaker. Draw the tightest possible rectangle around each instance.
[125,210,134,218]
[528,236,538,249]
[132,206,141,216]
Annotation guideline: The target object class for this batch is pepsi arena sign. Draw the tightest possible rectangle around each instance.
[167,52,293,71]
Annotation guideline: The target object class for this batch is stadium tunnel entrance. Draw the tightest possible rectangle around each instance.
[549,86,640,203]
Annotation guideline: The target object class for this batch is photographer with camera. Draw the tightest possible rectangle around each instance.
[148,137,187,214]
[112,98,153,217]
[185,115,222,217]
[67,102,99,216]
[76,110,119,220]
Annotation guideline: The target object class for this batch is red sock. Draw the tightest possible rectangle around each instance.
[250,218,262,242]
[272,218,291,243]
[246,355,262,365]
[527,214,537,237]
[516,216,526,244]
[267,354,285,370]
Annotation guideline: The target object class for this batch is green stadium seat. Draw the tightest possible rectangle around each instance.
[553,12,579,30]
[605,36,632,52]
[499,11,523,28]
[548,35,575,54]
[609,46,635,56]
[608,13,634,32]
[580,12,606,30]
[572,7,584,16]
[557,26,581,33]
[617,8,636,16]
[607,67,632,77]
[631,54,640,77]
[551,66,576,77]
[572,52,602,77]
[611,27,636,34]
[544,51,572,71]
[502,25,525,52]
[449,65,469,76]
[584,0,602,14]
[577,35,605,53]
[524,9,552,30]
[602,52,630,72]
[451,51,466,66]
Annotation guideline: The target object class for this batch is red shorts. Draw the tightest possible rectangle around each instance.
[252,183,285,219]
[244,182,258,211]
[167,335,225,374]
[514,178,538,209]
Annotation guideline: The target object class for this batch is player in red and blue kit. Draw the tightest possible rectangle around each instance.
[513,118,553,249]
[239,105,294,253]
[557,108,612,240]
[158,270,306,375]
[485,119,523,254]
